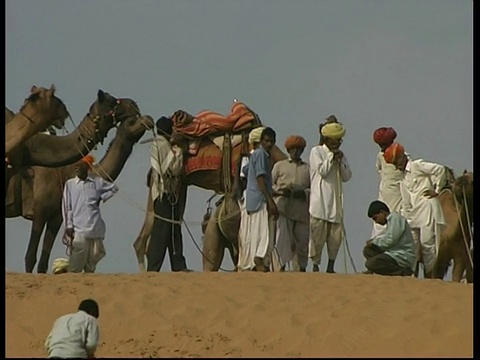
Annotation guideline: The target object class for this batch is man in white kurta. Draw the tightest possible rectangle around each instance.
[309,122,352,273]
[272,135,310,272]
[371,127,403,238]
[383,142,446,277]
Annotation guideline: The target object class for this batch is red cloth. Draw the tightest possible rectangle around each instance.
[81,154,95,169]
[373,127,397,146]
[383,142,404,164]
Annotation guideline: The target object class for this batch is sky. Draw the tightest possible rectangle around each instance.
[5,0,473,276]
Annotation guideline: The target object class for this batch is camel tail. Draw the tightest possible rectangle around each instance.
[133,192,155,272]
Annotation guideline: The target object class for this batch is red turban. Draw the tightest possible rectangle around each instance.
[373,127,397,146]
[383,143,404,164]
[284,135,307,150]
[80,154,95,169]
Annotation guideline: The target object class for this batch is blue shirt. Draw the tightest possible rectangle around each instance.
[62,175,118,238]
[372,212,416,269]
[244,146,272,213]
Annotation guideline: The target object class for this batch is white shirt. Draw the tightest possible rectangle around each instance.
[45,310,99,359]
[309,144,352,223]
[375,151,403,213]
[399,158,446,228]
[62,175,118,238]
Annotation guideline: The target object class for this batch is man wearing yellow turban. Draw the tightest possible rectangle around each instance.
[383,142,447,278]
[271,135,310,272]
[309,120,352,273]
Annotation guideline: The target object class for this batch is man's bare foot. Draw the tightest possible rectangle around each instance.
[254,257,268,272]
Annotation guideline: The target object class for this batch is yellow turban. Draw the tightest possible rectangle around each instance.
[321,122,346,140]
[52,258,69,274]
[248,126,265,145]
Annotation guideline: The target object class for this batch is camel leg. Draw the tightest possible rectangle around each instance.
[37,213,63,273]
[226,240,239,271]
[432,243,451,280]
[452,256,466,283]
[133,188,154,272]
[202,215,223,272]
[25,216,47,273]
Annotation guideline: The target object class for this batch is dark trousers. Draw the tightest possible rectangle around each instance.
[363,244,413,276]
[147,193,187,272]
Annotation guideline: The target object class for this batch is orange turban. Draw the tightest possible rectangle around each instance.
[373,127,397,146]
[284,135,307,150]
[80,154,95,169]
[383,143,404,164]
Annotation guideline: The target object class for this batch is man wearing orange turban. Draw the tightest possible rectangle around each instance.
[62,153,118,273]
[271,135,310,272]
[382,142,447,278]
[370,128,403,240]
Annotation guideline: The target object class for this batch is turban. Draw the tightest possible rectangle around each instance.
[81,154,95,169]
[248,126,265,145]
[156,116,173,137]
[383,142,405,164]
[321,123,346,140]
[284,135,307,150]
[52,258,69,274]
[367,200,390,218]
[373,127,397,146]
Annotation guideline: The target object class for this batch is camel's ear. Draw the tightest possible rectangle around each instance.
[30,85,38,93]
[463,169,468,175]
[49,84,56,94]
[97,89,105,102]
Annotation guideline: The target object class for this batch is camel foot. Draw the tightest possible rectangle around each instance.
[312,264,320,272]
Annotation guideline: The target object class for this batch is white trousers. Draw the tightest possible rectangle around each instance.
[69,234,106,273]
[274,215,309,270]
[308,216,343,266]
[411,221,443,274]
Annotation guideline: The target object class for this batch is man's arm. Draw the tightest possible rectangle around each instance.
[309,146,336,178]
[372,214,406,250]
[254,151,278,219]
[98,178,119,202]
[85,318,100,359]
[418,160,447,194]
[339,154,352,182]
[168,145,184,176]
[62,182,74,230]
[376,152,382,175]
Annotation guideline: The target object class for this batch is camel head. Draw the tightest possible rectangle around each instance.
[116,114,154,143]
[453,170,473,213]
[90,90,142,126]
[21,84,70,130]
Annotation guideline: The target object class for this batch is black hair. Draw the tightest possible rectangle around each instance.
[367,200,390,218]
[78,299,99,318]
[260,127,276,141]
[156,116,173,137]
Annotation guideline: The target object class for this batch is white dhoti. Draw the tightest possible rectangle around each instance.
[411,220,444,274]
[308,216,343,265]
[69,234,106,273]
[274,215,309,270]
[237,202,275,271]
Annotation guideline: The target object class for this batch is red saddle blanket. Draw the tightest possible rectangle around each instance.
[172,101,257,138]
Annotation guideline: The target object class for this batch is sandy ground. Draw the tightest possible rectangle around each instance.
[6,272,473,358]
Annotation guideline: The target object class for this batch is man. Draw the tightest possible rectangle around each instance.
[238,127,279,272]
[147,116,191,272]
[309,121,352,273]
[364,200,416,276]
[271,135,310,272]
[371,127,403,238]
[62,155,118,273]
[45,299,100,359]
[236,126,264,270]
[383,142,446,278]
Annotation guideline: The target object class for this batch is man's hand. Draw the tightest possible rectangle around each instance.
[292,189,306,200]
[64,228,74,245]
[332,150,344,162]
[280,188,292,197]
[267,199,279,220]
[422,189,438,198]
[365,239,373,246]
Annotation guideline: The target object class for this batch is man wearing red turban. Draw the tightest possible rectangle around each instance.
[370,128,403,240]
[382,142,447,278]
[271,135,310,272]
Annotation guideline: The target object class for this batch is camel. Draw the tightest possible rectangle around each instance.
[7,89,142,169]
[5,114,154,273]
[432,170,474,283]
[133,137,288,272]
[6,85,69,158]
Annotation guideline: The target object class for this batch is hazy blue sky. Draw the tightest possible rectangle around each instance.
[6,0,472,275]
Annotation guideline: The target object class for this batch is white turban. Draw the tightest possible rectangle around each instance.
[321,122,346,140]
[248,126,265,145]
[52,258,69,274]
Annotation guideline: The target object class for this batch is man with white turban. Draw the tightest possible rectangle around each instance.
[308,121,352,273]
[383,142,447,278]
[370,127,404,238]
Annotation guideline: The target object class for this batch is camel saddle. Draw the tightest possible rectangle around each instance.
[5,168,34,219]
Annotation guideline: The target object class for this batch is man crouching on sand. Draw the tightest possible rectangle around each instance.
[363,200,416,276]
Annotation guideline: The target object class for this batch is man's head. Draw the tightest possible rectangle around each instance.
[321,122,346,151]
[78,299,99,318]
[248,126,265,150]
[383,142,408,171]
[284,135,306,161]
[156,116,173,138]
[373,127,397,151]
[367,200,391,225]
[75,155,95,180]
[260,127,276,152]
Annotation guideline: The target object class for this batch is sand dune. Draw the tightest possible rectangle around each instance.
[6,272,472,358]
